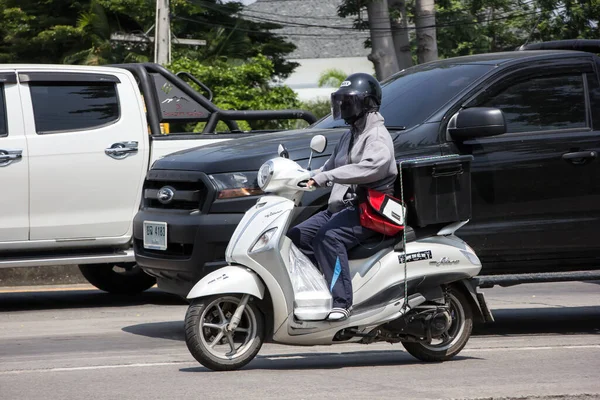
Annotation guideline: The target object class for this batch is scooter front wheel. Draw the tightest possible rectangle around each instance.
[184,294,265,371]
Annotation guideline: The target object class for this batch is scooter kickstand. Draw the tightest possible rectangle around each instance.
[227,294,250,332]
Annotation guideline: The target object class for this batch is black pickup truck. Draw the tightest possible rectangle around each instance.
[133,40,600,296]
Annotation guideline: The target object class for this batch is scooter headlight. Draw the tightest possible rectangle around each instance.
[257,161,274,191]
[250,227,278,253]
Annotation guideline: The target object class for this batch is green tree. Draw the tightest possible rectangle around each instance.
[0,0,299,79]
[337,0,599,65]
[530,0,600,43]
[434,0,599,57]
[167,54,302,131]
[0,0,84,63]
[318,68,347,88]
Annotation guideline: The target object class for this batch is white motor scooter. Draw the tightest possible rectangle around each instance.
[184,135,493,371]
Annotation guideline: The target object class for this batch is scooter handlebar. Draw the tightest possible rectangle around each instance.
[297,180,316,191]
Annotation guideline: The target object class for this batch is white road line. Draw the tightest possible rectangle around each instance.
[1,344,598,375]
[0,361,194,375]
[462,344,600,352]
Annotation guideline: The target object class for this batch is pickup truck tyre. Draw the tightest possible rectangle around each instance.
[78,263,156,294]
[401,287,473,362]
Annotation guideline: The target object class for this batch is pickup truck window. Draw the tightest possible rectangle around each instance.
[0,85,6,137]
[29,83,119,134]
[587,72,600,130]
[313,64,494,130]
[481,74,587,133]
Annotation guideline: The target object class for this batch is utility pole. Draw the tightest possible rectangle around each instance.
[155,0,171,65]
[111,0,205,64]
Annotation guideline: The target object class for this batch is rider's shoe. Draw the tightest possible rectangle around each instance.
[327,307,351,321]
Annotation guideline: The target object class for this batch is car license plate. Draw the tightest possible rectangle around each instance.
[143,221,167,251]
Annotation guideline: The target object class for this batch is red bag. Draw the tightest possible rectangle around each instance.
[358,188,405,236]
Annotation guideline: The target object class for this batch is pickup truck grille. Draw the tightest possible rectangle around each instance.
[143,170,211,211]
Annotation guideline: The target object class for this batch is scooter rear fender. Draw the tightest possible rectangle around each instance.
[186,265,265,300]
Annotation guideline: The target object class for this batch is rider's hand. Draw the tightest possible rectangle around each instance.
[306,179,317,188]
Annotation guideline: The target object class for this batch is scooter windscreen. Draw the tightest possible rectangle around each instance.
[331,92,363,121]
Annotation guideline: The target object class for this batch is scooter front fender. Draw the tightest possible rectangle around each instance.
[186,265,265,300]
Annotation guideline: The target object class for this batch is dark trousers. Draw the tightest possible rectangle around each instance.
[287,207,377,309]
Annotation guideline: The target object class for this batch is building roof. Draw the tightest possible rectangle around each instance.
[242,0,370,59]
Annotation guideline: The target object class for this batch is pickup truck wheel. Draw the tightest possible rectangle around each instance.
[78,263,156,294]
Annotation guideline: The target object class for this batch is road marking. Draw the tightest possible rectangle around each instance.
[462,344,600,352]
[0,361,193,375]
[0,285,98,293]
[0,284,158,294]
[264,355,305,360]
[1,344,598,375]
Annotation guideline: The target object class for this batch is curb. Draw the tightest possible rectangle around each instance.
[0,265,89,287]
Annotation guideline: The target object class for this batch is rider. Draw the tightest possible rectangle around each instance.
[287,73,397,321]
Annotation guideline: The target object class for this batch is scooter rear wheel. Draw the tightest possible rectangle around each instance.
[184,294,265,371]
[401,287,473,362]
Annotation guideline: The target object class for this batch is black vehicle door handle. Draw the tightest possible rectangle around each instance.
[562,150,597,165]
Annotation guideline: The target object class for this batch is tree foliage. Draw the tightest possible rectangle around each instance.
[435,0,599,58]
[337,0,599,66]
[318,68,347,88]
[0,0,299,79]
[167,54,302,131]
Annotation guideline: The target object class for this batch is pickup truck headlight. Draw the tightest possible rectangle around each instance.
[209,172,264,199]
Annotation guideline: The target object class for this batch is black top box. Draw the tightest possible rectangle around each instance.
[395,155,474,228]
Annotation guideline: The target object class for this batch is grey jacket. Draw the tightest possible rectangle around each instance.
[312,112,397,212]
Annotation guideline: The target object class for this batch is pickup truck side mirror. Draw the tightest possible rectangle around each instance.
[448,107,506,141]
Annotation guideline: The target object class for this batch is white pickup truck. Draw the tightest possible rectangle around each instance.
[0,62,315,294]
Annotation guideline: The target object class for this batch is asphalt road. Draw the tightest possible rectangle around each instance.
[0,281,598,400]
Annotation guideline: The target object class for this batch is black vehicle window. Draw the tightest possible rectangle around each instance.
[29,83,119,134]
[586,72,600,131]
[480,74,587,133]
[0,85,7,137]
[313,63,494,130]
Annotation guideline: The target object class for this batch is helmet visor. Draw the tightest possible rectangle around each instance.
[331,92,363,121]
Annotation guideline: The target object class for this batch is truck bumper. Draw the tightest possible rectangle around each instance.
[133,209,243,296]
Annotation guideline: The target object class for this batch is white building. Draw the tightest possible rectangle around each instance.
[242,0,374,102]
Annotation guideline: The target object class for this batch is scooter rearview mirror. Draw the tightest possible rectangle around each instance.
[278,144,289,159]
[310,135,327,154]
[307,135,327,171]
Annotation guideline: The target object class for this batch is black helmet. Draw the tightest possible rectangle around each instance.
[330,72,382,123]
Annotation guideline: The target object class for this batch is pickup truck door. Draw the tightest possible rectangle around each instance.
[458,59,600,270]
[0,72,29,242]
[20,70,149,241]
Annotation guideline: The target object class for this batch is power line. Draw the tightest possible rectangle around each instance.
[240,8,544,32]
[181,0,546,34]
[173,15,368,37]
[229,0,539,23]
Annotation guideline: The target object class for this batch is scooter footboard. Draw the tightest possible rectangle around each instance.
[186,265,265,300]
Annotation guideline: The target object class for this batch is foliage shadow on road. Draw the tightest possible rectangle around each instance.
[179,351,479,372]
[0,289,187,312]
[474,306,600,336]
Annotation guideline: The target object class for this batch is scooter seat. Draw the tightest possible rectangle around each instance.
[347,227,416,260]
[348,236,401,260]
